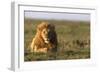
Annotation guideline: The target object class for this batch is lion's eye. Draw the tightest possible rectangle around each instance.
[42,30,45,33]
[44,31,46,33]
[43,31,46,34]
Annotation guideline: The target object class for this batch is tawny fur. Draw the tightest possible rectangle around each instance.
[30,22,58,53]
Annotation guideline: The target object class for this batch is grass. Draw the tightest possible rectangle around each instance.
[24,18,90,61]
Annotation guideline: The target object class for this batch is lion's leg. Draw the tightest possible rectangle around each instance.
[30,38,35,52]
[33,46,48,53]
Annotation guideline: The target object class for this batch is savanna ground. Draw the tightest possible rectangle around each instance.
[24,18,90,61]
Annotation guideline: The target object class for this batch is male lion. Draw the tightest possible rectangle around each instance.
[30,22,58,53]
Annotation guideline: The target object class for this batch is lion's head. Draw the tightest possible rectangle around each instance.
[37,22,56,44]
[30,21,58,53]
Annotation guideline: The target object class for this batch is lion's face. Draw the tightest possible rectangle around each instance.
[41,28,50,43]
[37,22,55,44]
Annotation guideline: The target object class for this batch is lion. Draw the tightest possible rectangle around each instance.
[29,22,58,53]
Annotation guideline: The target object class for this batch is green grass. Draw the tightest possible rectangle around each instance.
[24,18,90,61]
